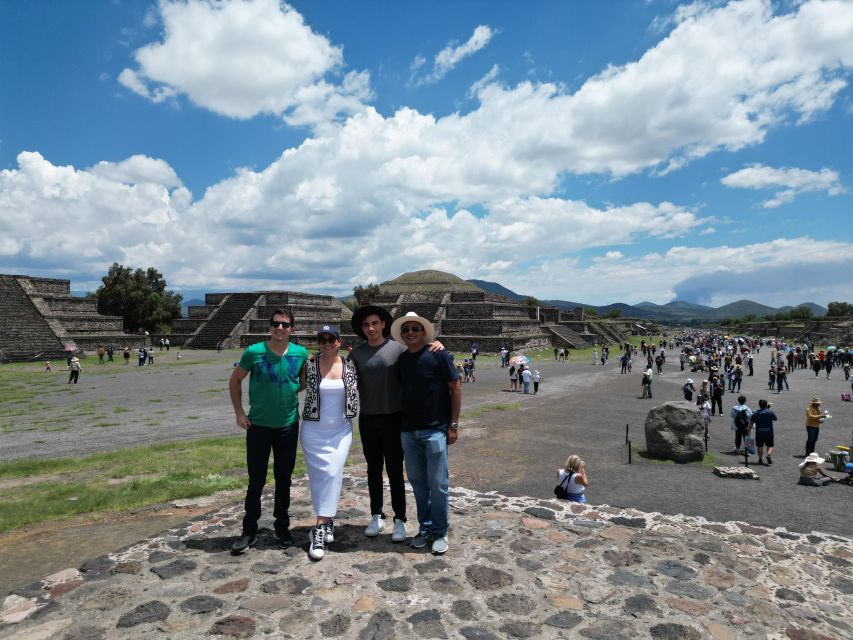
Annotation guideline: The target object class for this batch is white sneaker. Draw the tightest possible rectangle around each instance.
[391,518,407,543]
[308,526,326,561]
[364,514,386,537]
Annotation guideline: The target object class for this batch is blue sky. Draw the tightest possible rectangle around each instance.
[2,0,852,306]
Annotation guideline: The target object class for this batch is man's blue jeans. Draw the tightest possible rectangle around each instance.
[401,428,449,537]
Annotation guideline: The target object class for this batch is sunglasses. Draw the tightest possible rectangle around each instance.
[400,325,422,334]
[270,320,292,328]
[317,336,338,345]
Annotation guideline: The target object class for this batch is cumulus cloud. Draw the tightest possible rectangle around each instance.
[413,25,496,86]
[721,163,846,207]
[88,155,184,188]
[118,0,371,126]
[5,0,853,300]
[501,238,853,306]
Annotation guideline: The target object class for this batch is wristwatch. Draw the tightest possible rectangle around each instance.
[450,422,459,430]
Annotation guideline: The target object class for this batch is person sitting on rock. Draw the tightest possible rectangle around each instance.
[798,453,837,486]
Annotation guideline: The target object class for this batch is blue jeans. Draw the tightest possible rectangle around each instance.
[523,381,530,394]
[401,429,449,537]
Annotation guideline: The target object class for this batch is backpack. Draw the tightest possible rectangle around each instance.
[554,472,573,499]
[735,408,750,430]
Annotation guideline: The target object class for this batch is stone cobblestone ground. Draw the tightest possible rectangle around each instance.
[3,472,852,640]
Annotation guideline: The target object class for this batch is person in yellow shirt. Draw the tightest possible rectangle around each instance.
[804,397,825,455]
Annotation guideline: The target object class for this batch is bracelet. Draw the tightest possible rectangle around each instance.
[450,423,459,430]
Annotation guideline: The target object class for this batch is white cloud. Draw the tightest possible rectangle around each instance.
[468,64,500,98]
[5,0,853,302]
[88,155,183,188]
[414,25,496,86]
[118,0,371,126]
[721,163,846,207]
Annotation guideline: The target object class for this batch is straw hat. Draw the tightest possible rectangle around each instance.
[799,452,825,468]
[811,397,822,404]
[390,311,436,344]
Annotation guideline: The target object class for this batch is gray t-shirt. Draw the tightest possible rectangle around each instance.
[348,339,406,415]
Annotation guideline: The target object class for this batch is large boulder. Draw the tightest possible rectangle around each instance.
[644,401,705,463]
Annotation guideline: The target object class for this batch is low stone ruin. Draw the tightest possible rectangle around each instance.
[644,401,705,463]
[714,466,760,480]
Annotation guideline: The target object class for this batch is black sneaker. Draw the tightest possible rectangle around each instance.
[230,533,257,555]
[323,519,335,543]
[274,527,294,549]
[766,456,773,465]
[309,526,326,561]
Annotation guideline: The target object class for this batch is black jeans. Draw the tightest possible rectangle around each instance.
[359,412,406,522]
[711,394,723,415]
[805,426,820,455]
[241,422,299,536]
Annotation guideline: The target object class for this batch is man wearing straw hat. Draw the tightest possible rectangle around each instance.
[391,311,461,555]
[804,397,826,456]
[349,305,446,543]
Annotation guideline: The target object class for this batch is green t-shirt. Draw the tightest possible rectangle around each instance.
[238,341,307,428]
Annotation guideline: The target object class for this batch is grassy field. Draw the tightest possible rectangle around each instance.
[0,436,306,532]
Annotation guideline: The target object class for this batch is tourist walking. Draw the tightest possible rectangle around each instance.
[730,395,752,455]
[682,378,695,402]
[641,366,653,399]
[348,305,445,544]
[391,312,461,555]
[509,365,518,391]
[228,309,308,554]
[300,325,356,561]
[750,399,777,465]
[532,369,540,394]
[521,366,532,394]
[67,357,81,384]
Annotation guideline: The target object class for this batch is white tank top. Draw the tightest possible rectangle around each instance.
[318,378,346,423]
[559,469,585,497]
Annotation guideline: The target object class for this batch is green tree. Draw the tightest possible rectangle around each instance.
[584,307,599,317]
[353,283,381,306]
[788,306,814,320]
[522,295,541,308]
[93,263,182,333]
[604,309,622,319]
[826,301,853,316]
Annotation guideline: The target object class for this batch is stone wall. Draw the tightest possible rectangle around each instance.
[0,275,65,361]
[21,276,70,296]
[188,306,216,319]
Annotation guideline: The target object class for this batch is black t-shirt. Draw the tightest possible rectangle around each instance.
[398,346,459,432]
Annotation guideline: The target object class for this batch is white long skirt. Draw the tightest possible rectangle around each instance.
[301,417,352,517]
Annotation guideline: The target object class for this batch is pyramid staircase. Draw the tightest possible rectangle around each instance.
[183,293,261,349]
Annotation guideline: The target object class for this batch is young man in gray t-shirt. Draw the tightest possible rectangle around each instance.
[349,305,443,543]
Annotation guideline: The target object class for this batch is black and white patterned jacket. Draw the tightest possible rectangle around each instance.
[301,356,359,421]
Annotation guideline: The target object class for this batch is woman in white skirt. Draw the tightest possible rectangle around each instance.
[301,324,359,560]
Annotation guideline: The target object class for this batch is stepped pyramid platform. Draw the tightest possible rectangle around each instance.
[0,274,133,362]
[171,292,351,350]
[3,473,851,639]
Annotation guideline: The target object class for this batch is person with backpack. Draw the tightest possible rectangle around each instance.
[730,395,753,455]
[682,378,695,402]
[555,455,588,503]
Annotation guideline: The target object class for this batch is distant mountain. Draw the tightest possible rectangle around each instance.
[777,302,827,316]
[711,299,778,319]
[467,279,524,301]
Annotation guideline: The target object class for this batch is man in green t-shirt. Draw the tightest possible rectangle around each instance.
[228,308,307,554]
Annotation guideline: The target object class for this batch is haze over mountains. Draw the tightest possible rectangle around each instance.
[466,279,827,321]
